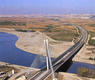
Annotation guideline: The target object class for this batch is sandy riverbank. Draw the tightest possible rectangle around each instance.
[0,28,74,58]
[58,72,95,80]
[73,44,95,64]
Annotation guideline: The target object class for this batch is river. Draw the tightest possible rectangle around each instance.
[0,32,46,68]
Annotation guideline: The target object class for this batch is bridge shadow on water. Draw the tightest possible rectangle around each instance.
[56,59,73,72]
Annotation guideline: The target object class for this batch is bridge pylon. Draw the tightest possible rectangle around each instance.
[44,39,57,80]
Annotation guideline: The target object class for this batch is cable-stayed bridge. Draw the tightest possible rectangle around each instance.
[27,25,87,80]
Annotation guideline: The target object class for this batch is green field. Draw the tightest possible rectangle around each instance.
[88,31,95,46]
[0,21,26,26]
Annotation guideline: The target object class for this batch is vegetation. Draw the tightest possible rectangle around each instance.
[47,29,78,41]
[30,29,36,32]
[0,21,26,26]
[15,29,36,32]
[88,39,95,45]
[78,67,95,78]
[89,31,95,37]
[50,33,73,41]
[0,66,18,80]
[89,57,95,60]
[15,29,28,32]
[62,23,72,26]
[0,66,15,72]
[88,24,95,27]
[0,17,80,41]
[88,31,95,46]
[44,25,54,32]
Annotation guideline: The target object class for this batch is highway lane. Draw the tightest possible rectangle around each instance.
[28,25,87,80]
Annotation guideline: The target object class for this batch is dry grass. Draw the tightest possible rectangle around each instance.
[2,16,95,42]
[0,17,77,41]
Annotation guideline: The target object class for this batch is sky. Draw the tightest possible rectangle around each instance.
[0,0,95,15]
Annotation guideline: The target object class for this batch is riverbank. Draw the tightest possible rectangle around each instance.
[0,61,39,80]
[0,61,28,70]
[73,44,95,64]
[58,72,95,80]
[0,28,74,58]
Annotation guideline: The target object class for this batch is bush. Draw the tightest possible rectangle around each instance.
[78,67,95,78]
[88,31,95,45]
[15,29,27,32]
[89,57,95,60]
[44,25,53,32]
[30,30,36,32]
[0,21,26,26]
[89,24,95,27]
[88,39,95,46]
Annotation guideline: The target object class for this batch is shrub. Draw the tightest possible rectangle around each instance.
[0,21,26,26]
[31,30,36,32]
[77,67,95,78]
[89,57,95,60]
[15,29,27,32]
[88,39,95,46]
[44,25,53,32]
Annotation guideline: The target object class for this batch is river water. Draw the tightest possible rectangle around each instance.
[0,32,95,74]
[0,32,46,68]
[67,61,95,74]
